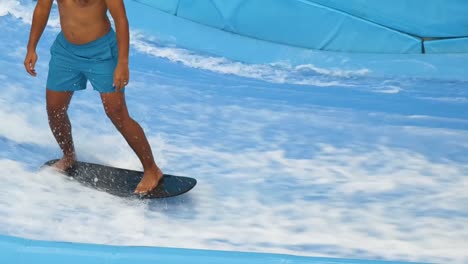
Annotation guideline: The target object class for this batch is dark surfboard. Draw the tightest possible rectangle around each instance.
[43,160,196,199]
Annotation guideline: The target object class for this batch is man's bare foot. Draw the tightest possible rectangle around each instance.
[50,154,76,173]
[134,166,163,194]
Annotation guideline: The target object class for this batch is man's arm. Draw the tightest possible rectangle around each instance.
[106,0,129,65]
[24,0,53,76]
[105,0,130,90]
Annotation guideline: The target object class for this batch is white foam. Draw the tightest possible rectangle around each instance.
[1,141,467,263]
[0,84,51,145]
[0,0,59,27]
[0,0,32,20]
[418,96,468,103]
[294,63,370,78]
[130,32,368,87]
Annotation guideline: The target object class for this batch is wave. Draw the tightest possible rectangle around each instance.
[131,32,370,87]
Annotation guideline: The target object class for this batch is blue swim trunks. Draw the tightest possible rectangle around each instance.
[47,28,121,93]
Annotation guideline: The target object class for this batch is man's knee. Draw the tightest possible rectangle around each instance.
[46,89,72,116]
[104,104,130,127]
[104,102,124,118]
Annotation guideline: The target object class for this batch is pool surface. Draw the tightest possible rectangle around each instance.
[0,0,467,263]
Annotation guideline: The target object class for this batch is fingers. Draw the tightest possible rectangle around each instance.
[24,55,37,77]
[113,79,123,91]
[113,77,129,91]
[24,59,36,76]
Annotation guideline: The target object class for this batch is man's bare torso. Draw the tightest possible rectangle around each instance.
[57,0,110,44]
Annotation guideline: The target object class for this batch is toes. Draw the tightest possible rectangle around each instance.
[134,184,143,194]
[134,184,148,194]
[135,189,149,195]
[134,181,158,194]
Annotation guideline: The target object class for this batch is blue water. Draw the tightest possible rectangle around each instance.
[0,2,467,263]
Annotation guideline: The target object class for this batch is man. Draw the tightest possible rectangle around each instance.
[23,0,163,194]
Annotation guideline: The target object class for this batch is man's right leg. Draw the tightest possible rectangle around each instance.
[46,89,76,171]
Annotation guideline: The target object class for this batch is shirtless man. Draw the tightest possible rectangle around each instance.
[24,0,163,194]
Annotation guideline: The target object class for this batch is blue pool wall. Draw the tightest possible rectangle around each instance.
[0,234,420,264]
[132,0,468,54]
[125,0,468,82]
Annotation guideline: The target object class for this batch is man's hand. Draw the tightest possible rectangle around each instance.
[114,62,129,91]
[24,50,38,77]
[106,0,130,92]
[25,0,53,76]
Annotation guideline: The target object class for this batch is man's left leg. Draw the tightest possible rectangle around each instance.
[100,91,163,194]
